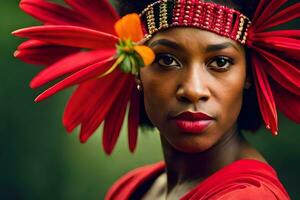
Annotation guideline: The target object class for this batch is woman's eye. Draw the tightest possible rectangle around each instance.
[208,56,233,71]
[154,54,181,68]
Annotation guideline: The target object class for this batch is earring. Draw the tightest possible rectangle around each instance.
[137,84,142,91]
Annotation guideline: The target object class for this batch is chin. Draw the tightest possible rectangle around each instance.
[167,135,215,153]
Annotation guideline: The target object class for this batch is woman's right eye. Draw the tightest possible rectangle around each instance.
[154,54,181,68]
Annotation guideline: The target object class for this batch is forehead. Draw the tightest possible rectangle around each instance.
[147,27,243,53]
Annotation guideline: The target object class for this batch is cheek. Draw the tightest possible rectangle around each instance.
[140,68,175,128]
[143,84,162,126]
[213,67,246,127]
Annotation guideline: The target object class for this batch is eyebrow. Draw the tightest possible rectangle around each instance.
[205,42,240,53]
[149,39,240,52]
[149,39,184,51]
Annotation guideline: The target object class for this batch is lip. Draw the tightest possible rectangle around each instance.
[171,111,214,134]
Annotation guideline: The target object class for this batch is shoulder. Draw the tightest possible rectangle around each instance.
[184,159,290,200]
[198,182,290,200]
[214,185,288,200]
[104,161,165,200]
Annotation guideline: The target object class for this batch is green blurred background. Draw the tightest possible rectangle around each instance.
[1,0,300,199]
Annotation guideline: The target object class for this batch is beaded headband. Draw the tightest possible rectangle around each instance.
[139,0,251,44]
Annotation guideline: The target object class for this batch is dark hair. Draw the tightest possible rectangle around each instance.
[114,0,263,132]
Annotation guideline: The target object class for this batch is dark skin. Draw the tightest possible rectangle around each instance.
[138,27,266,199]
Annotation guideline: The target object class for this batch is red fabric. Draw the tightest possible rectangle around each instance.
[105,159,290,200]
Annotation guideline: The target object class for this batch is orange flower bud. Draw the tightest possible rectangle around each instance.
[114,13,144,42]
[134,45,155,66]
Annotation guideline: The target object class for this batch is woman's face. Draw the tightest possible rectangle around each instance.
[140,27,247,153]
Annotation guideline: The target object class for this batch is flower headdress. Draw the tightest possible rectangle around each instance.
[13,0,300,154]
[13,0,154,155]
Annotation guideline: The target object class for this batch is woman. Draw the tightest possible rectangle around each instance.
[14,0,299,199]
[105,0,293,199]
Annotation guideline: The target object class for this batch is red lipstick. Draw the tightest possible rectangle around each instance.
[172,111,213,134]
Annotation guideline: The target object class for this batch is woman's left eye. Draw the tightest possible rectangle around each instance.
[207,56,234,71]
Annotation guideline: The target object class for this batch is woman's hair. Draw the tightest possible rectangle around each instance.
[114,0,263,132]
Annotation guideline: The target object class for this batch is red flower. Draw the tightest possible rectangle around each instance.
[13,0,148,154]
[247,0,300,135]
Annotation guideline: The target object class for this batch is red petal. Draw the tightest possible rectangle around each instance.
[253,0,286,30]
[63,70,122,132]
[63,81,96,132]
[15,40,79,65]
[260,3,300,30]
[79,72,131,142]
[253,36,300,56]
[128,88,140,153]
[252,0,269,23]
[20,0,91,27]
[253,47,300,95]
[64,0,119,34]
[252,52,278,135]
[254,30,300,39]
[13,25,118,49]
[261,37,300,50]
[30,49,115,88]
[273,82,300,124]
[34,57,114,102]
[102,80,135,155]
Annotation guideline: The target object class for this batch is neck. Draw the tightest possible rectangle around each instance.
[160,125,247,193]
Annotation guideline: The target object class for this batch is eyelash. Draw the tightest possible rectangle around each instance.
[153,53,234,71]
[207,56,234,71]
[154,53,181,68]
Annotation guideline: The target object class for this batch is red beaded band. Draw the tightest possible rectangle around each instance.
[139,0,251,44]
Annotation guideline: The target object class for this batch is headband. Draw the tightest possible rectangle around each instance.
[13,0,300,154]
[139,0,251,44]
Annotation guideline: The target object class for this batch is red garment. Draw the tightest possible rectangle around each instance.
[105,159,290,200]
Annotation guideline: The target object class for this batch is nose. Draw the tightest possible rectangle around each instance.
[176,65,210,104]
